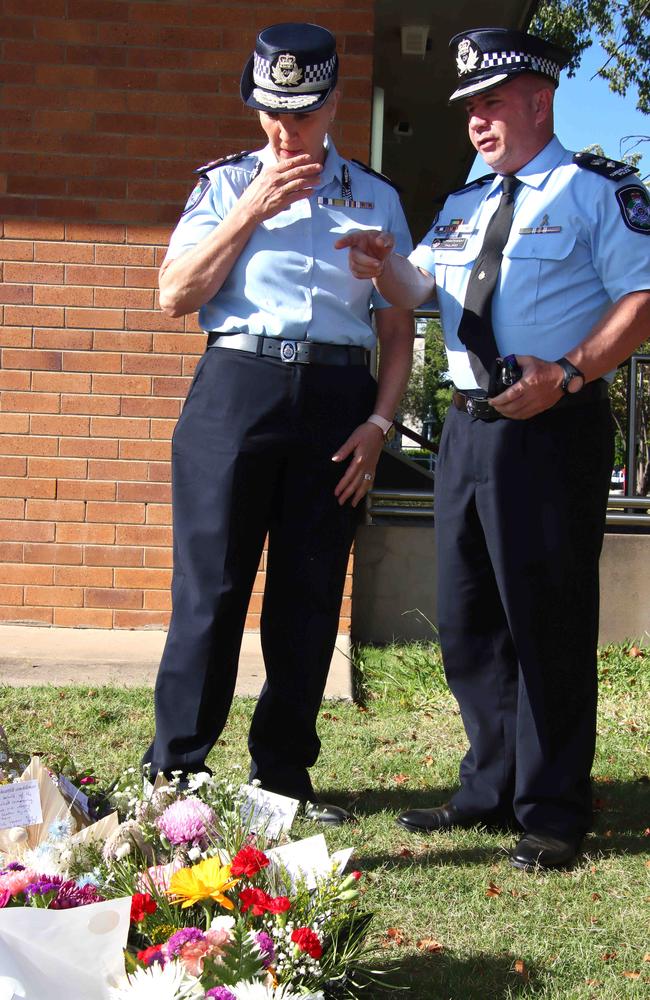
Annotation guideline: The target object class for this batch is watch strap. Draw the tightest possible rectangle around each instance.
[554,357,584,394]
[367,413,393,437]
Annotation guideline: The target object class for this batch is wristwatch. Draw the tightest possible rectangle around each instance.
[554,357,585,394]
[367,413,394,438]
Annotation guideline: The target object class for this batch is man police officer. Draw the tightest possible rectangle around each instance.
[337,27,650,868]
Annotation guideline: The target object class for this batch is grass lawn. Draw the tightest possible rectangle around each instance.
[1,641,648,999]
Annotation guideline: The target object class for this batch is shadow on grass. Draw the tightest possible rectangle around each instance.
[370,950,542,999]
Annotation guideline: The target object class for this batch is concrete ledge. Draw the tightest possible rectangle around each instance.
[0,626,353,700]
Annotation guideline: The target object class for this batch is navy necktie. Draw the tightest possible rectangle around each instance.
[457,175,521,390]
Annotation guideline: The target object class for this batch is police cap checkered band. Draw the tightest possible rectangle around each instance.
[448,27,569,103]
[241,22,339,113]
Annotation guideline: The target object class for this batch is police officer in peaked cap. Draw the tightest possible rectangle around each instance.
[142,23,414,824]
[338,27,650,864]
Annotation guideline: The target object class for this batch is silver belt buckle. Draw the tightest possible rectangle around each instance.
[280,340,298,362]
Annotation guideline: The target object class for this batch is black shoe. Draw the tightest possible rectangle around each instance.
[303,800,353,826]
[510,832,581,871]
[396,802,483,833]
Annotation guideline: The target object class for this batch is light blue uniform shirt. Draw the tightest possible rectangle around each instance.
[166,139,412,350]
[410,136,650,389]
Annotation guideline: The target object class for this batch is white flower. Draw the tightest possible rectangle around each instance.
[210,914,236,933]
[108,961,203,1000]
[188,771,211,790]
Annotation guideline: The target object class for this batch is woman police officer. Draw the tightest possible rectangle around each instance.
[142,22,413,823]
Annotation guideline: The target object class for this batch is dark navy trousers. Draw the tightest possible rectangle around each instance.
[435,397,614,839]
[143,347,376,800]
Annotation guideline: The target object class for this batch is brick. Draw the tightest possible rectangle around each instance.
[114,609,169,628]
[94,287,154,309]
[0,606,53,624]
[32,371,91,393]
[117,482,171,503]
[245,613,260,630]
[34,285,94,307]
[0,541,24,562]
[61,394,121,416]
[30,415,89,436]
[0,520,55,542]
[60,437,119,458]
[65,264,124,286]
[182,356,201,376]
[150,418,176,439]
[116,524,171,546]
[93,331,152,352]
[66,308,125,330]
[4,261,64,284]
[54,607,112,627]
[2,564,53,584]
[4,305,64,328]
[146,504,171,524]
[144,589,172,610]
[0,457,27,476]
[28,457,87,479]
[90,416,149,439]
[151,376,191,399]
[87,459,147,482]
[147,463,170,483]
[33,329,94,350]
[24,542,83,565]
[34,20,98,44]
[128,310,185,334]
[0,585,24,606]
[0,285,32,305]
[126,225,170,245]
[55,566,112,587]
[95,245,155,266]
[4,221,64,240]
[124,266,159,289]
[0,240,34,261]
[5,390,59,412]
[63,351,121,373]
[57,480,116,501]
[25,585,83,607]
[0,477,56,499]
[92,374,152,395]
[0,413,29,434]
[0,328,32,348]
[35,241,94,263]
[0,435,57,456]
[0,498,25,519]
[68,178,127,201]
[65,223,125,243]
[122,397,179,418]
[56,522,115,544]
[0,372,31,391]
[3,349,62,371]
[122,353,182,376]
[85,587,143,609]
[144,547,172,568]
[26,499,85,521]
[84,544,142,566]
[86,501,144,524]
[119,439,170,461]
[66,44,127,68]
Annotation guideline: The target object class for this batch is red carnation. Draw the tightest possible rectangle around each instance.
[239,887,273,916]
[230,845,270,878]
[351,870,362,880]
[137,945,164,967]
[267,894,291,914]
[291,926,323,959]
[130,892,157,923]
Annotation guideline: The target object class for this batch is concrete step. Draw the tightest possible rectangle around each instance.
[0,625,353,700]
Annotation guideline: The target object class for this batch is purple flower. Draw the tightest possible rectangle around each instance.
[50,881,104,909]
[166,926,206,958]
[1,863,25,873]
[156,797,215,846]
[24,876,64,901]
[205,989,237,1000]
[256,930,275,968]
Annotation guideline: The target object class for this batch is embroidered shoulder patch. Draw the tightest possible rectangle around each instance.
[615,184,650,234]
[196,150,253,177]
[573,151,638,181]
[350,159,401,192]
[181,175,210,216]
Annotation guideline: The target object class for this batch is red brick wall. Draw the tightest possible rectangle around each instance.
[0,1,372,629]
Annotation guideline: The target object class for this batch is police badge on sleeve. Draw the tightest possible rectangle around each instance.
[182,175,210,216]
[615,184,650,234]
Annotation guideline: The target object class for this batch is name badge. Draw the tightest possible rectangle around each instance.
[431,237,467,250]
[318,197,374,209]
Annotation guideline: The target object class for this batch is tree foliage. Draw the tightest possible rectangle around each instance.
[399,319,453,446]
[532,0,650,114]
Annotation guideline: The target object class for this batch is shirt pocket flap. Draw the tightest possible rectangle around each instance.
[503,232,577,261]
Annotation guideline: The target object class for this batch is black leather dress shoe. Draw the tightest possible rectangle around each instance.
[396,802,481,833]
[510,832,580,871]
[303,800,352,825]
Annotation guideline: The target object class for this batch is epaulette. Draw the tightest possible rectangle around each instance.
[573,151,638,181]
[196,150,253,176]
[350,159,401,192]
[435,173,495,205]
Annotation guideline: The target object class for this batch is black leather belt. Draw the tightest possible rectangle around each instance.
[207,332,369,367]
[453,378,609,421]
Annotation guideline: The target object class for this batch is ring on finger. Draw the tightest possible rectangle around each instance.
[363,472,374,481]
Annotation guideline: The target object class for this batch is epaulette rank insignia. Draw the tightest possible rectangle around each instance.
[196,150,253,177]
[432,172,495,209]
[573,151,638,181]
[351,159,401,192]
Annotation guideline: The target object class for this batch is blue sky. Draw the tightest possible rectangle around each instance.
[468,40,649,181]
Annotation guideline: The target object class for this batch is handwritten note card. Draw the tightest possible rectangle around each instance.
[0,780,42,830]
[238,784,300,839]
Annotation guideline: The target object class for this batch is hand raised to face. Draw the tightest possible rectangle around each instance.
[242,154,322,224]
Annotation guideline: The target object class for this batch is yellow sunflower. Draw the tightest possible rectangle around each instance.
[168,857,239,909]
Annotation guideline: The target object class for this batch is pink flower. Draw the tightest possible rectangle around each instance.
[137,858,184,894]
[0,890,11,908]
[156,798,216,846]
[205,925,233,955]
[0,869,37,897]
[178,938,210,976]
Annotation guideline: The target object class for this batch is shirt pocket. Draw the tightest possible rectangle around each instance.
[501,232,577,326]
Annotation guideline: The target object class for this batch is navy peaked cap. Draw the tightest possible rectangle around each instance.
[448,27,570,102]
[241,22,339,114]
